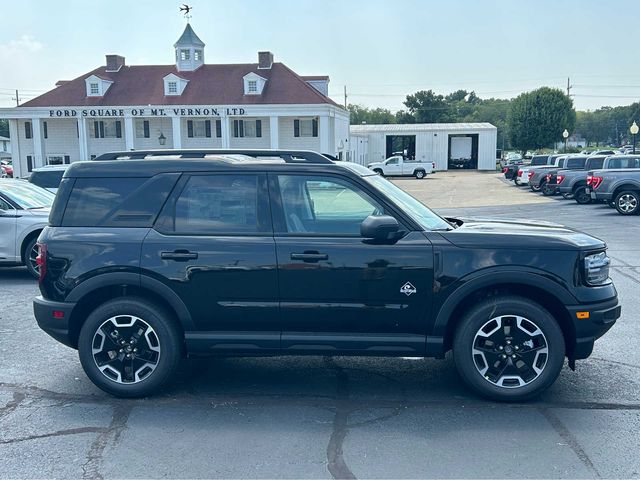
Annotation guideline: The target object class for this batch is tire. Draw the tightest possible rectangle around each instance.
[78,297,182,398]
[541,182,556,196]
[573,186,591,205]
[530,183,541,192]
[414,169,426,179]
[614,190,640,215]
[514,177,521,186]
[23,237,40,279]
[453,295,565,402]
[373,169,384,177]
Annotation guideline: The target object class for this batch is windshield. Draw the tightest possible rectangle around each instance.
[1,181,55,209]
[363,174,452,231]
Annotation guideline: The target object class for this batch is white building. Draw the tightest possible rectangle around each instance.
[0,135,10,161]
[0,23,349,178]
[349,123,498,171]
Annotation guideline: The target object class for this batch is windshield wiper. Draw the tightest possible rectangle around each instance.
[27,206,45,210]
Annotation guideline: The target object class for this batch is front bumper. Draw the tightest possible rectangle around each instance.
[566,296,620,360]
[33,295,76,348]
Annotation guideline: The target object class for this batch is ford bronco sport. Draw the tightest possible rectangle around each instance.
[33,149,620,400]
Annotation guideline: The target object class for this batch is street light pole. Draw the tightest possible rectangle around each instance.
[631,121,639,154]
[562,129,569,153]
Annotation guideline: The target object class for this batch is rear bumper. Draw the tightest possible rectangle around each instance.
[590,190,612,201]
[33,295,76,349]
[566,297,620,360]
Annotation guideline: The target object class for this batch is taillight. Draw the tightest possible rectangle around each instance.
[591,176,604,189]
[517,170,523,177]
[587,175,593,186]
[545,174,552,182]
[528,171,535,179]
[502,167,508,173]
[36,243,47,283]
[557,175,565,184]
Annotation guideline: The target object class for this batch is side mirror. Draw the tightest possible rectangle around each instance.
[361,215,400,241]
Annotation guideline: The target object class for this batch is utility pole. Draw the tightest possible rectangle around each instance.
[566,77,572,97]
[344,85,347,109]
[12,89,20,106]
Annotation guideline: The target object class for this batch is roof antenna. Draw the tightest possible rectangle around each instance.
[179,4,192,22]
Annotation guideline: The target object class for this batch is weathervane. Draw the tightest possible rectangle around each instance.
[179,4,193,22]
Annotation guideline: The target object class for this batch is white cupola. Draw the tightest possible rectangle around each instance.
[174,23,205,72]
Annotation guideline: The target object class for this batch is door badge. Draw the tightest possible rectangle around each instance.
[400,282,417,296]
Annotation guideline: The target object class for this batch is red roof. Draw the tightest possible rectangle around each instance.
[21,62,341,108]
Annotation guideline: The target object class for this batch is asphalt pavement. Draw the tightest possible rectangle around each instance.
[1,175,639,479]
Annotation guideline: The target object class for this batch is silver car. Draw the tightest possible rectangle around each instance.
[0,180,54,278]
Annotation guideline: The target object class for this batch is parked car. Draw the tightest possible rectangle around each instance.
[520,155,566,189]
[0,180,54,278]
[588,165,640,214]
[556,155,640,204]
[367,155,434,179]
[516,155,560,187]
[503,155,545,182]
[28,165,68,193]
[534,156,589,196]
[1,160,13,178]
[33,148,619,401]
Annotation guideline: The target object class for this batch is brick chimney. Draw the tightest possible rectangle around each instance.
[258,51,274,70]
[105,55,126,72]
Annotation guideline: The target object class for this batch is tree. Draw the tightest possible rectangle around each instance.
[508,87,575,154]
[0,120,8,138]
[402,90,454,123]
[347,104,396,125]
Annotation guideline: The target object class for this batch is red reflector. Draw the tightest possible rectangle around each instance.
[502,167,508,173]
[557,175,565,184]
[587,175,593,186]
[53,310,65,319]
[517,170,523,177]
[528,171,535,179]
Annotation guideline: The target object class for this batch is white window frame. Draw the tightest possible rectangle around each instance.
[168,82,178,94]
[45,154,66,166]
[180,49,190,61]
[135,119,149,139]
[194,50,202,61]
[89,83,99,95]
[243,120,257,138]
[192,120,208,138]
[248,80,257,93]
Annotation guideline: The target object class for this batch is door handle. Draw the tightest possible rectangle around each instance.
[290,252,329,262]
[161,250,198,261]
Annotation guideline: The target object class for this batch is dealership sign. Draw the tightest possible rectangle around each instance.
[49,107,247,118]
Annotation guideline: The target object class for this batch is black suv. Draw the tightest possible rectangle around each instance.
[34,149,620,401]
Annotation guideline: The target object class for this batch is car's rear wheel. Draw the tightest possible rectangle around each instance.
[614,191,640,215]
[23,237,40,279]
[78,297,182,397]
[453,296,565,402]
[541,182,556,196]
[573,186,592,205]
[415,169,426,179]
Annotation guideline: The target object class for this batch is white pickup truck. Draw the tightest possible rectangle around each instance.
[367,156,435,179]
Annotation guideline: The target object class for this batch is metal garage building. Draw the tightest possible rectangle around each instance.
[349,122,498,171]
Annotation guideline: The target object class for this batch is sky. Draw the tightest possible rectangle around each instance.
[1,0,638,111]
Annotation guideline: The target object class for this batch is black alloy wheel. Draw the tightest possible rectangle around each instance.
[573,186,592,205]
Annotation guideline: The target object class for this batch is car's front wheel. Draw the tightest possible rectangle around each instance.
[614,190,640,215]
[78,297,182,397]
[453,296,565,402]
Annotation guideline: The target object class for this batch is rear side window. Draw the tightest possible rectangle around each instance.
[169,174,268,234]
[30,170,64,189]
[608,157,640,169]
[62,174,179,227]
[566,158,586,168]
[587,158,605,169]
[530,156,548,166]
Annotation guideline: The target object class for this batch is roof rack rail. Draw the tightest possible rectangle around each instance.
[93,149,333,164]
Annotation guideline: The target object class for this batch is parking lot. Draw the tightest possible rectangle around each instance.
[1,171,639,479]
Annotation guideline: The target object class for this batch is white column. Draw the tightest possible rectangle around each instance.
[171,116,182,148]
[77,118,88,160]
[8,120,22,178]
[221,116,230,148]
[31,118,45,168]
[124,116,135,150]
[269,116,279,149]
[319,115,329,153]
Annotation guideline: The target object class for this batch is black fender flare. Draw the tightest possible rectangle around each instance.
[66,272,195,330]
[430,269,578,338]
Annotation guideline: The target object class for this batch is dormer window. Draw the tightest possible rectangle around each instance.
[180,49,190,61]
[85,74,113,97]
[243,72,267,95]
[163,73,188,96]
[194,50,202,61]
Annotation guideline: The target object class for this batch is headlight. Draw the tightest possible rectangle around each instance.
[584,251,610,285]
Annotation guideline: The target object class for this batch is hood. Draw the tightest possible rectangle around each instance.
[367,162,383,168]
[441,217,605,251]
[24,207,51,218]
